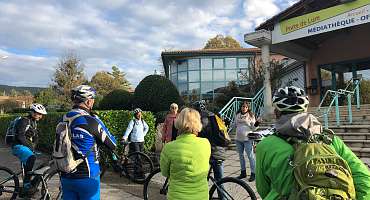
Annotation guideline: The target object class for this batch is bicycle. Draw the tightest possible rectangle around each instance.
[0,153,61,200]
[99,141,154,184]
[143,164,257,200]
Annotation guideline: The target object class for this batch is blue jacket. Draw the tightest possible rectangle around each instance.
[62,107,117,179]
[123,118,149,142]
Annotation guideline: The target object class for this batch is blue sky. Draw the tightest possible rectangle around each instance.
[0,0,297,88]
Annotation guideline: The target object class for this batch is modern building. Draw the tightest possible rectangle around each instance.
[245,0,370,106]
[161,48,284,102]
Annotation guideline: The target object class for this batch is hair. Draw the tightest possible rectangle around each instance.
[240,101,254,116]
[174,107,202,136]
[170,103,178,109]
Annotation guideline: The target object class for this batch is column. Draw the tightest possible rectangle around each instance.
[261,44,274,119]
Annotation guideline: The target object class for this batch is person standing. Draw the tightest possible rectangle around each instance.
[162,103,178,143]
[122,108,149,153]
[234,101,260,181]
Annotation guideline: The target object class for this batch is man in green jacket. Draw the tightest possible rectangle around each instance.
[256,86,370,200]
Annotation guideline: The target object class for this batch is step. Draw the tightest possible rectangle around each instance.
[308,104,370,112]
[350,147,370,158]
[336,133,370,140]
[328,125,370,133]
[342,140,370,148]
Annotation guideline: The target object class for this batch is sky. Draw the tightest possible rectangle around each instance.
[0,0,298,88]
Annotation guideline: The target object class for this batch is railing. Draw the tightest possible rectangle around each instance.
[317,78,361,128]
[219,87,265,132]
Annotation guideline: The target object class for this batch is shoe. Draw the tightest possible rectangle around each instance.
[248,173,255,182]
[237,170,247,179]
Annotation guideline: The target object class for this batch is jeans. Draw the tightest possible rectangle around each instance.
[61,175,100,200]
[235,140,255,173]
[210,158,224,182]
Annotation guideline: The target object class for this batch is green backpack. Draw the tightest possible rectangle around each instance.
[285,129,356,200]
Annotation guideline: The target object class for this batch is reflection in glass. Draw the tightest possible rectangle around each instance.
[171,73,177,85]
[201,70,212,81]
[177,60,187,72]
[170,63,177,73]
[239,58,249,69]
[214,59,224,69]
[189,71,200,82]
[178,83,188,95]
[201,59,212,70]
[213,70,225,81]
[225,70,237,81]
[201,82,213,94]
[225,58,237,69]
[178,71,187,83]
[188,59,200,70]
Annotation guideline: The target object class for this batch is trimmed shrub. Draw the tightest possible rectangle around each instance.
[99,89,133,110]
[0,110,156,153]
[134,75,183,113]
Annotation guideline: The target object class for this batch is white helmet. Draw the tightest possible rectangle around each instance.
[30,103,47,115]
[71,85,97,102]
[272,86,309,113]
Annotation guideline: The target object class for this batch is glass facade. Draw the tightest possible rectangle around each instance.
[169,56,251,101]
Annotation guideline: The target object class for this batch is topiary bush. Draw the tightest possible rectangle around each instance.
[0,110,156,153]
[99,89,133,110]
[134,75,184,113]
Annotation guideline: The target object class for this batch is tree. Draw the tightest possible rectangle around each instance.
[204,35,242,49]
[34,87,59,106]
[99,89,133,110]
[134,75,184,113]
[52,53,87,107]
[9,89,18,97]
[21,90,33,97]
[0,99,18,113]
[109,66,131,90]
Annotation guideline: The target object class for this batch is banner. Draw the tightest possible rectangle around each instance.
[272,0,370,44]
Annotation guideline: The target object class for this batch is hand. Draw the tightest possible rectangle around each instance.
[121,138,128,145]
[257,117,262,122]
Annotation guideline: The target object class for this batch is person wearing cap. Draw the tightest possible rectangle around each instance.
[122,108,149,154]
[11,103,47,197]
[61,85,117,200]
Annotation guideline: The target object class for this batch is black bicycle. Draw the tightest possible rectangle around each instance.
[99,142,154,184]
[0,153,61,200]
[143,165,257,200]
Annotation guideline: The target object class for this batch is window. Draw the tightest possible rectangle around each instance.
[188,59,200,70]
[201,70,212,81]
[178,71,187,83]
[213,59,224,69]
[170,63,177,73]
[201,82,213,94]
[189,82,200,93]
[213,70,225,81]
[178,83,188,95]
[177,60,187,72]
[189,71,200,82]
[225,58,237,69]
[201,59,212,70]
[171,73,177,85]
[225,70,237,81]
[213,82,226,92]
[239,58,249,69]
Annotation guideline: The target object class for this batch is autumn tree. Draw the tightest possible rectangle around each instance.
[34,87,59,106]
[204,35,242,49]
[52,53,87,107]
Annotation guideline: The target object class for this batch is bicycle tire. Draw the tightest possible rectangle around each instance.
[124,151,154,184]
[44,170,62,200]
[209,177,257,200]
[143,168,168,200]
[0,166,19,200]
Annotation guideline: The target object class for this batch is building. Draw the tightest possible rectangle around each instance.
[246,0,370,106]
[161,48,284,102]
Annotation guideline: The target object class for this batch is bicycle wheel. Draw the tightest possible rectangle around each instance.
[143,168,168,200]
[45,170,62,200]
[125,152,154,184]
[0,166,19,200]
[209,177,257,200]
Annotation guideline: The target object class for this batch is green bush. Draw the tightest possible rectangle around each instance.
[99,89,133,110]
[0,110,156,153]
[134,75,183,113]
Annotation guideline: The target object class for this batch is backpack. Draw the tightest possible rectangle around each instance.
[53,113,94,173]
[284,129,356,200]
[5,117,23,146]
[207,114,231,147]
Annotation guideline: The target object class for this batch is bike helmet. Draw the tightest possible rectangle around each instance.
[30,103,47,115]
[191,100,206,112]
[71,85,97,102]
[272,86,309,113]
[133,108,142,114]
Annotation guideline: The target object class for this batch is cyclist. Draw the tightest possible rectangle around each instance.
[160,107,211,200]
[255,86,370,199]
[192,100,226,185]
[60,85,117,200]
[11,103,47,197]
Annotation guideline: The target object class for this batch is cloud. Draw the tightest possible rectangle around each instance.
[0,0,293,87]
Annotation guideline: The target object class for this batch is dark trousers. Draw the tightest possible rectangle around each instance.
[129,142,144,177]
[129,142,144,154]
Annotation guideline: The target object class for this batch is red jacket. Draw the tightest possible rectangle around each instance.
[162,113,177,142]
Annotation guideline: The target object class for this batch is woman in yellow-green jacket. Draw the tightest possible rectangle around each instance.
[160,107,211,200]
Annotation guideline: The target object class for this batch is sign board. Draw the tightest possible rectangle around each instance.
[272,0,370,44]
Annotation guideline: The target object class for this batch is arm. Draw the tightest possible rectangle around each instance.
[83,117,117,151]
[162,117,168,141]
[143,120,149,136]
[255,143,271,199]
[332,136,370,200]
[15,118,33,149]
[122,120,134,140]
[160,144,170,177]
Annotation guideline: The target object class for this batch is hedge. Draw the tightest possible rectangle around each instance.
[0,110,156,153]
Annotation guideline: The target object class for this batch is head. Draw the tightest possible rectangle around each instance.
[191,100,206,113]
[174,107,202,136]
[71,85,97,110]
[272,86,309,117]
[169,103,178,114]
[240,101,250,114]
[133,108,142,119]
[30,103,47,121]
